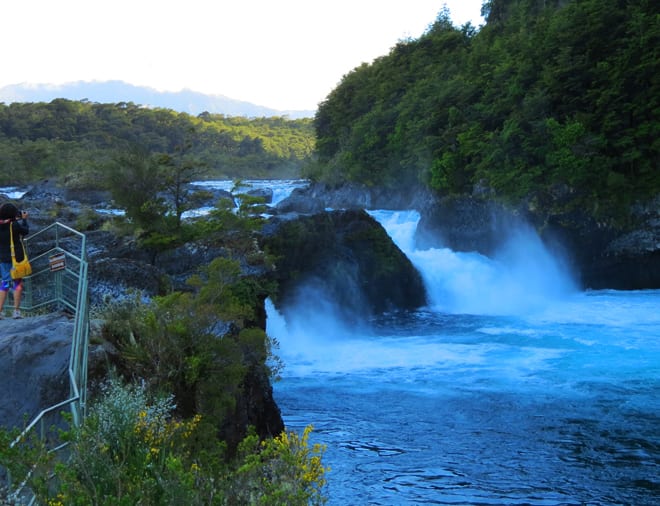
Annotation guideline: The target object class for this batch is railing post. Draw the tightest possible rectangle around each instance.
[22,277,32,310]
[54,269,62,311]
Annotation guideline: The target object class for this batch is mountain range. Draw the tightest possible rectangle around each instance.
[0,80,315,119]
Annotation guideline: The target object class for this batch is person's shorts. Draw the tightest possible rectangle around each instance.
[0,262,21,291]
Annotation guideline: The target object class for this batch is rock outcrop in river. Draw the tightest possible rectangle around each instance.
[413,192,660,290]
[261,209,427,320]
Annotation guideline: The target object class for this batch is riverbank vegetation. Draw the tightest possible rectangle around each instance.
[1,378,328,505]
[311,0,659,220]
[2,1,656,501]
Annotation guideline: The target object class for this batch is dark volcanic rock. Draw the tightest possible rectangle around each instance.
[222,363,284,454]
[414,193,660,289]
[538,198,660,289]
[63,187,113,205]
[275,181,435,213]
[2,181,284,448]
[262,209,427,319]
[0,314,121,431]
[246,187,273,204]
[274,188,326,214]
[295,184,660,289]
[91,257,165,303]
[415,195,527,255]
[0,311,284,452]
[0,314,74,429]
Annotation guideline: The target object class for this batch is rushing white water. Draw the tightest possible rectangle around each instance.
[268,209,660,505]
[180,179,309,218]
[0,187,28,199]
[368,209,577,316]
[191,178,309,206]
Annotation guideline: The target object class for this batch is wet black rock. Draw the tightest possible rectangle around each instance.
[275,181,435,213]
[0,313,78,429]
[262,209,427,321]
[414,193,660,290]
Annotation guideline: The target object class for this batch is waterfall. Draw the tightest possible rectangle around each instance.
[368,210,577,316]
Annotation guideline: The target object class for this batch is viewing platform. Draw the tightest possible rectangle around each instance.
[1,222,89,504]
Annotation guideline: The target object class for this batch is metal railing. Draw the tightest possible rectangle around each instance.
[4,222,89,505]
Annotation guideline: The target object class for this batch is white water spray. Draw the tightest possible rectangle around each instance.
[369,210,576,315]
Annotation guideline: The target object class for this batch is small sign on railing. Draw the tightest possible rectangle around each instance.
[49,252,66,272]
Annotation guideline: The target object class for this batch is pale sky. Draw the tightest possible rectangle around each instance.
[1,1,484,111]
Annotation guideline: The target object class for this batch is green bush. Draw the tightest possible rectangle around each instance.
[48,378,202,505]
[227,425,328,505]
[0,378,328,505]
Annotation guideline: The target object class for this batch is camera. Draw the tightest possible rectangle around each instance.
[19,209,27,219]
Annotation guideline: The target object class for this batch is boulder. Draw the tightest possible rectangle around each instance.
[414,195,526,255]
[261,209,427,320]
[539,197,660,289]
[0,313,76,429]
[274,188,326,214]
[246,187,273,204]
[90,257,165,304]
[63,187,113,205]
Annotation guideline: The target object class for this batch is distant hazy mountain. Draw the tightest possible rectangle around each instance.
[0,81,315,119]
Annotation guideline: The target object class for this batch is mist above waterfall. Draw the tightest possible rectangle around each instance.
[266,287,381,375]
[267,207,579,376]
[270,208,578,355]
[275,280,369,338]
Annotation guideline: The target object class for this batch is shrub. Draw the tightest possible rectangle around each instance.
[1,378,328,505]
[227,425,329,505]
[47,378,203,505]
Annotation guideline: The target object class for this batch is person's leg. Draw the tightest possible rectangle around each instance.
[0,263,11,316]
[13,280,23,317]
[0,288,7,316]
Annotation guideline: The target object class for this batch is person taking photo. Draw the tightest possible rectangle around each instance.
[0,202,30,319]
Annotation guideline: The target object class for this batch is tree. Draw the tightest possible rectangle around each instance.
[157,129,208,228]
[106,144,166,228]
[1,378,328,505]
[312,0,660,218]
[0,100,315,183]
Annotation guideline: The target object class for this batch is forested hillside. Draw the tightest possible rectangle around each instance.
[312,0,659,220]
[0,99,314,186]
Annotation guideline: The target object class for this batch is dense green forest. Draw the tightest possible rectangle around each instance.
[311,0,659,219]
[0,99,315,187]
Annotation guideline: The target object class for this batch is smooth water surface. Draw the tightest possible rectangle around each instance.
[268,210,659,505]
